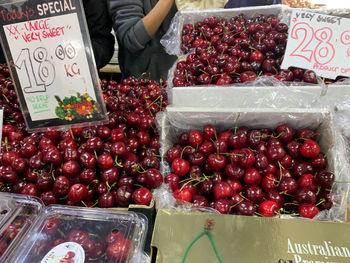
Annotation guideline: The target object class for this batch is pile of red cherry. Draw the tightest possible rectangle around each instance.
[164,124,335,218]
[173,13,345,86]
[0,65,167,208]
[27,217,133,263]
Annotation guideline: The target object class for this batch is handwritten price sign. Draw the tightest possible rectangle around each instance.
[281,10,350,79]
[0,0,107,131]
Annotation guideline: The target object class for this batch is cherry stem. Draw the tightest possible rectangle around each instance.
[248,147,256,153]
[69,129,75,140]
[59,195,68,201]
[49,163,54,174]
[254,212,264,217]
[280,191,294,197]
[316,199,326,207]
[239,192,248,200]
[316,186,321,195]
[4,137,8,152]
[233,113,240,134]
[229,198,243,210]
[94,151,98,159]
[180,145,193,159]
[106,181,111,192]
[179,178,198,192]
[277,161,284,184]
[2,94,9,103]
[81,200,88,207]
[147,95,162,109]
[283,203,299,206]
[335,181,350,184]
[134,183,144,188]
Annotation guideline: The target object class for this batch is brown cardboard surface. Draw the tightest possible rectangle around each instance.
[152,210,350,263]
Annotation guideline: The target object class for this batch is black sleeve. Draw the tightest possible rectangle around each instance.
[83,0,115,69]
[0,47,5,64]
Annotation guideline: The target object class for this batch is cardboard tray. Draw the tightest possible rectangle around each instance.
[151,209,350,263]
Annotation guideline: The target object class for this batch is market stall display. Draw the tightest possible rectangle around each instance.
[0,65,167,209]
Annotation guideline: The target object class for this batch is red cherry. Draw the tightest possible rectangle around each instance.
[53,176,71,196]
[171,158,190,176]
[106,239,131,262]
[298,203,319,218]
[259,200,279,217]
[298,174,317,192]
[300,139,320,158]
[132,187,152,205]
[97,153,114,170]
[79,152,96,169]
[20,183,38,196]
[189,130,203,147]
[236,200,256,216]
[262,174,277,191]
[244,167,261,185]
[250,50,263,63]
[213,182,233,200]
[164,173,179,191]
[239,148,255,167]
[105,231,125,246]
[207,154,226,171]
[98,192,115,208]
[173,188,192,203]
[68,184,88,202]
[101,167,119,184]
[145,168,163,189]
[62,160,80,177]
[213,199,230,214]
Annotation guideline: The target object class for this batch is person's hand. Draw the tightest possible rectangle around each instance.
[142,0,175,36]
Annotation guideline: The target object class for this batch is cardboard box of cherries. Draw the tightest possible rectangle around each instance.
[0,193,148,263]
[158,107,349,221]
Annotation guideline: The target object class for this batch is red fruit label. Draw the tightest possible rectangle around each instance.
[41,242,85,263]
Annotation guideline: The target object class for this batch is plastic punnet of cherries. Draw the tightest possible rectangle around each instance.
[164,124,335,219]
[0,63,168,208]
[173,13,347,87]
[25,217,134,263]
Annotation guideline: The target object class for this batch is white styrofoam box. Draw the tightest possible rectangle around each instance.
[168,85,325,108]
[158,106,349,221]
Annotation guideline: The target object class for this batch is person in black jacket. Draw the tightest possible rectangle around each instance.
[83,0,115,69]
[0,0,114,70]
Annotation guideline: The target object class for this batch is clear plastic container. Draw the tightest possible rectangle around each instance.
[8,205,148,263]
[0,192,43,262]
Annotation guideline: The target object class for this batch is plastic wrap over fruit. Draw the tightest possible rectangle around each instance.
[153,184,219,214]
[161,5,350,57]
[331,97,350,212]
[161,5,288,56]
[155,107,349,221]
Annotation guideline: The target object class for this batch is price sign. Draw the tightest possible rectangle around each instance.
[0,0,107,131]
[281,10,350,79]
